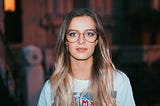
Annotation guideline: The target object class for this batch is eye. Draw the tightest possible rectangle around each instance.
[68,31,78,37]
[85,30,95,37]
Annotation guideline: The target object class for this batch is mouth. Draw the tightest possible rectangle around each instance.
[76,48,88,52]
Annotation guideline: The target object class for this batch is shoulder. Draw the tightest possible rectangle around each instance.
[39,80,51,93]
[43,80,51,88]
[37,80,53,106]
[113,70,131,89]
[41,80,52,96]
[113,70,136,106]
[113,70,129,80]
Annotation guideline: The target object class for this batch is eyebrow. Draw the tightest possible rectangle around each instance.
[67,29,96,32]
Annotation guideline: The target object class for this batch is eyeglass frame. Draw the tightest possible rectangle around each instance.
[65,29,98,43]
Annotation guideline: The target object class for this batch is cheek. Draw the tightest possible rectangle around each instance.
[90,45,96,54]
[91,41,98,53]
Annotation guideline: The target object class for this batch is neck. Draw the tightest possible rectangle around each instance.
[70,57,93,80]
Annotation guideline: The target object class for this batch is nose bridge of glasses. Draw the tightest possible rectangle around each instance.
[78,32,85,42]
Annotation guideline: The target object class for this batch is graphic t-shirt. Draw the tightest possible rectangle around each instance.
[37,71,136,106]
[72,79,93,106]
[74,92,93,106]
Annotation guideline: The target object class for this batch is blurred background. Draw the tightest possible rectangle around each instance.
[0,0,160,106]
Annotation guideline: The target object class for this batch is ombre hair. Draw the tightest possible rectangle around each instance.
[50,8,116,106]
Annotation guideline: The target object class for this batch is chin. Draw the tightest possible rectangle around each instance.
[76,55,92,61]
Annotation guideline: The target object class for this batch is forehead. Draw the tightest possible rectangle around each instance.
[68,16,96,30]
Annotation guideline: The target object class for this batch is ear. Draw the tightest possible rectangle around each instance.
[65,41,69,50]
[65,41,69,46]
[95,40,98,46]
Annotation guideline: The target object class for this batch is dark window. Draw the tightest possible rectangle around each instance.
[4,0,22,43]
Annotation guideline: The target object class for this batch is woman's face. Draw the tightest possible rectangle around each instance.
[66,16,98,61]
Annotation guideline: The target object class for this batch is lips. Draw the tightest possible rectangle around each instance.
[76,48,87,52]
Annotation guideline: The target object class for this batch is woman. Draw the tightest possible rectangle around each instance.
[38,8,135,106]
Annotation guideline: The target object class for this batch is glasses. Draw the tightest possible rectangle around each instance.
[66,29,97,43]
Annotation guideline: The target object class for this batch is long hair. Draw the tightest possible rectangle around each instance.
[50,8,116,106]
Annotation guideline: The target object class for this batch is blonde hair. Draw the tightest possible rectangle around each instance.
[50,8,116,106]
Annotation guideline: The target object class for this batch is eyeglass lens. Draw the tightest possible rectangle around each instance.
[66,29,97,43]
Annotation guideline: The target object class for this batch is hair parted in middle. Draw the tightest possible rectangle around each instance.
[50,8,116,106]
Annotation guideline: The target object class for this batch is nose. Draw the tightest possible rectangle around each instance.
[78,33,85,44]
